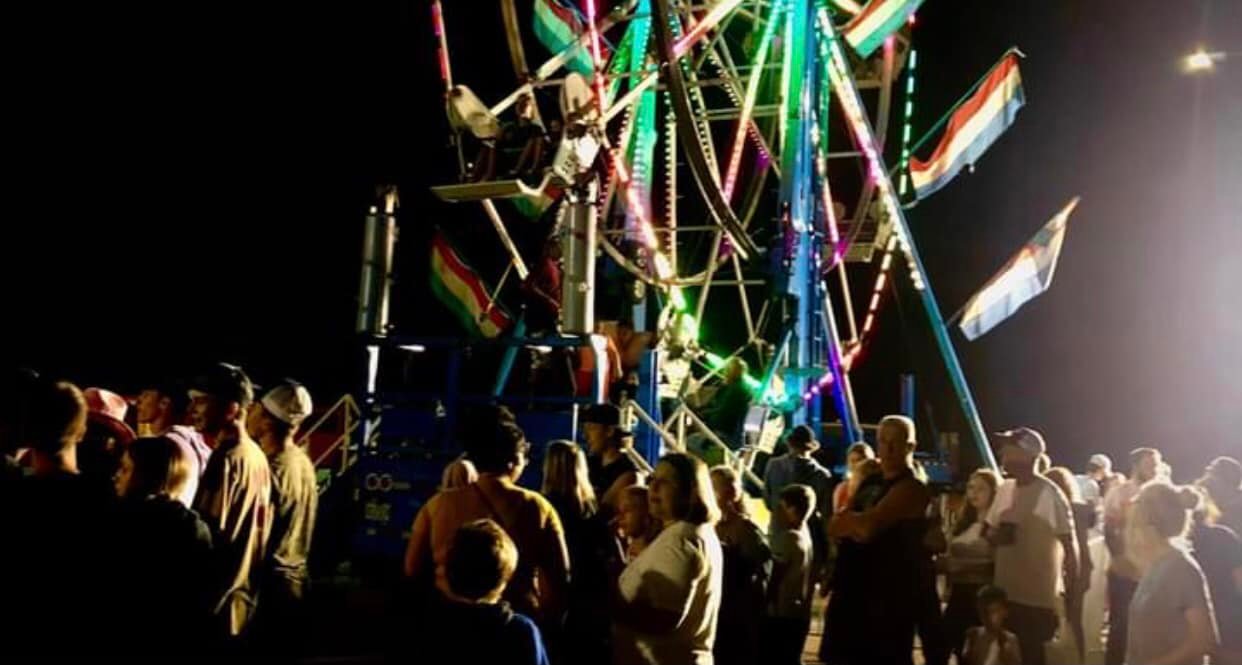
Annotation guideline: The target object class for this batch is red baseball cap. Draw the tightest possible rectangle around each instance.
[83,387,137,446]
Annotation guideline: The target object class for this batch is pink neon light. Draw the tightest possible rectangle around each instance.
[673,0,744,58]
[431,1,452,90]
[582,0,606,110]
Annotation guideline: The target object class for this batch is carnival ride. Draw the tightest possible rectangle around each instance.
[350,0,1021,553]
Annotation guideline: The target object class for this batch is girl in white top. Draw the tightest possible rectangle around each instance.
[943,469,1001,661]
[613,453,725,665]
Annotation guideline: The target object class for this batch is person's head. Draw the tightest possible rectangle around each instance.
[649,452,720,526]
[1129,447,1162,484]
[77,387,137,480]
[441,458,477,490]
[785,425,819,457]
[465,420,530,480]
[778,484,815,530]
[620,485,653,538]
[583,403,624,456]
[723,357,748,385]
[994,427,1046,481]
[114,435,191,500]
[709,465,748,518]
[966,468,1001,513]
[25,381,88,461]
[135,378,189,432]
[1201,456,1242,499]
[1045,466,1082,504]
[877,415,916,477]
[845,442,875,478]
[542,440,597,518]
[976,586,1010,632]
[246,379,314,444]
[1126,481,1201,567]
[1086,453,1113,481]
[187,363,253,437]
[445,519,519,604]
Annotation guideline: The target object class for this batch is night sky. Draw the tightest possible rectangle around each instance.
[4,1,1239,476]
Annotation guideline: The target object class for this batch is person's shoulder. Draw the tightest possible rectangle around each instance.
[1033,475,1068,499]
[503,611,547,661]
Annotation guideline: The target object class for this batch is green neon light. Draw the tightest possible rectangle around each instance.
[898,45,918,197]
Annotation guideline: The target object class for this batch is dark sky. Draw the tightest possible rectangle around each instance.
[4,1,1239,476]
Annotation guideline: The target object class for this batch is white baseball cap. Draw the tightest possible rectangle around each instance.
[1088,454,1113,472]
[260,380,313,425]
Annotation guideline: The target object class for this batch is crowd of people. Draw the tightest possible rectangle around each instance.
[0,364,320,662]
[4,361,1241,665]
[404,406,1240,665]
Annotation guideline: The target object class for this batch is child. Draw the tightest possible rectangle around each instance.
[765,484,816,665]
[618,485,660,561]
[962,586,1022,665]
[710,466,771,665]
[432,519,551,665]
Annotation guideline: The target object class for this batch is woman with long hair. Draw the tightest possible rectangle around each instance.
[832,442,876,514]
[1124,482,1219,665]
[114,436,216,660]
[613,453,724,665]
[1187,485,1242,665]
[940,468,1000,662]
[542,440,618,663]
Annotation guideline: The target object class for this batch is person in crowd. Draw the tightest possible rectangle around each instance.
[583,403,640,512]
[1200,456,1242,536]
[832,442,874,514]
[1124,481,1219,665]
[542,439,620,664]
[1046,465,1095,661]
[962,586,1022,665]
[824,415,933,665]
[429,519,551,665]
[135,376,211,502]
[247,379,318,653]
[5,381,119,656]
[190,362,273,638]
[113,436,216,661]
[1188,486,1242,665]
[619,484,661,560]
[763,425,833,593]
[77,386,136,483]
[441,456,477,490]
[406,418,570,630]
[613,452,723,665]
[942,468,1000,663]
[984,428,1080,665]
[765,484,816,665]
[700,357,752,447]
[1103,446,1162,665]
[710,465,770,665]
[1080,453,1122,511]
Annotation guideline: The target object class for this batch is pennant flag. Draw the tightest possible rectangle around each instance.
[958,197,1079,341]
[910,51,1025,200]
[844,0,925,58]
[430,232,513,338]
[534,0,610,77]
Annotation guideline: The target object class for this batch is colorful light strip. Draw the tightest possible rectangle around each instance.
[582,0,608,111]
[898,47,917,197]
[430,1,453,91]
[722,0,785,200]
[672,0,745,58]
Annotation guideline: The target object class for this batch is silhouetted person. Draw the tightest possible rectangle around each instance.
[427,519,551,665]
[764,484,816,665]
[710,465,770,665]
[78,386,136,484]
[1103,446,1162,665]
[190,362,273,639]
[114,436,216,663]
[584,403,640,513]
[247,379,318,657]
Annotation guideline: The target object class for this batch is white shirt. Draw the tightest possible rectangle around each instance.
[614,521,724,665]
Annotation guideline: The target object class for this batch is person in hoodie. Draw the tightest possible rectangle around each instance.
[430,519,551,665]
[114,435,216,661]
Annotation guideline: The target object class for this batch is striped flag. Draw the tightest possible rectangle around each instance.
[534,0,608,76]
[958,197,1079,341]
[843,0,925,58]
[910,51,1025,200]
[430,232,513,338]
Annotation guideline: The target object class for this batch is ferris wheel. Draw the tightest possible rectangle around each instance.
[425,0,993,465]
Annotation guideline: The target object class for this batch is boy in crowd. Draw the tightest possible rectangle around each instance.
[963,586,1022,665]
[765,484,815,665]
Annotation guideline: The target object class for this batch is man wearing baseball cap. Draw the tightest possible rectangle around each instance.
[246,379,318,648]
[582,403,640,513]
[984,427,1081,665]
[189,362,273,639]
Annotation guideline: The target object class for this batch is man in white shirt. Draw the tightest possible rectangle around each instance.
[985,427,1080,665]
